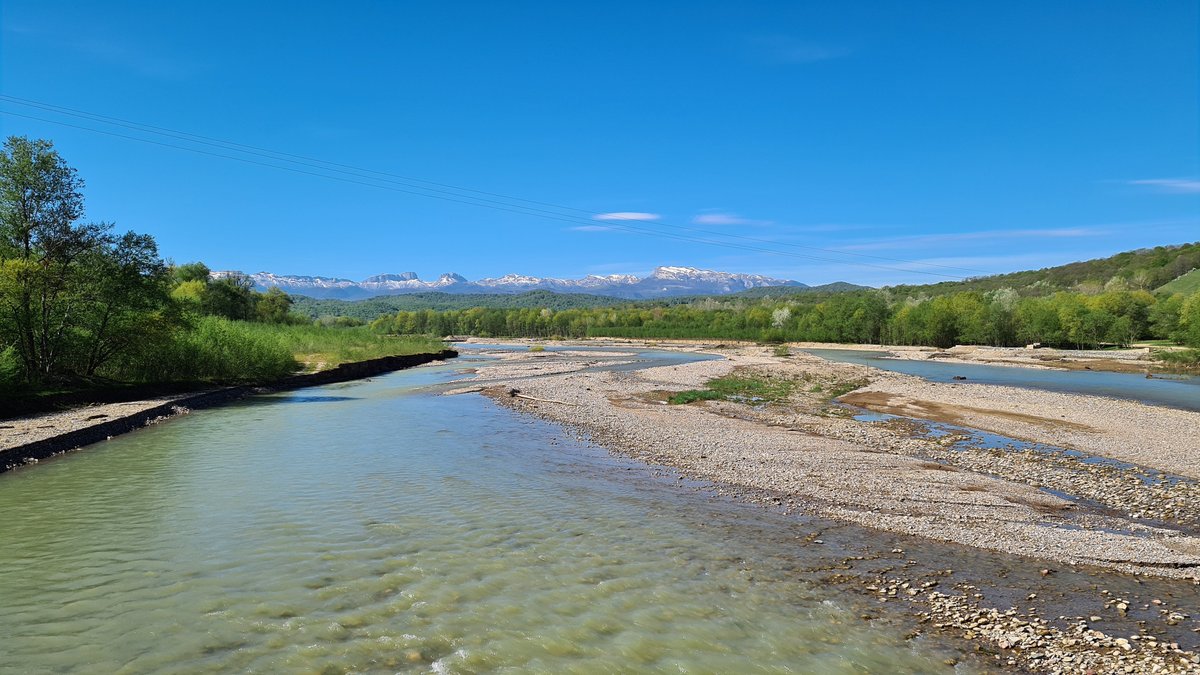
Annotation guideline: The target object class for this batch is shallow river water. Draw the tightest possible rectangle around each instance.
[804,348,1200,412]
[0,355,987,674]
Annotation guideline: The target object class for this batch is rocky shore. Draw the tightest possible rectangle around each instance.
[452,339,1200,673]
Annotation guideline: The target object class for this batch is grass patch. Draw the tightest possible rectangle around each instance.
[667,389,724,404]
[116,318,446,384]
[772,344,791,357]
[669,372,798,405]
[1152,348,1200,373]
[244,324,446,371]
[1157,268,1200,295]
[825,378,868,398]
[529,345,546,352]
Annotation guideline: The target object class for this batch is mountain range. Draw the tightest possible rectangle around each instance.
[213,266,808,300]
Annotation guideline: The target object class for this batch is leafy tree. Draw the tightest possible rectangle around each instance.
[172,261,211,284]
[75,231,173,375]
[1180,293,1200,347]
[255,286,295,323]
[1149,294,1185,340]
[0,137,178,383]
[0,136,106,378]
[203,274,256,320]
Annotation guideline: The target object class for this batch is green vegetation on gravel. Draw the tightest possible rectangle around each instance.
[669,374,799,405]
[1152,348,1200,372]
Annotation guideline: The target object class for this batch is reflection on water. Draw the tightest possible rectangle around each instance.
[0,360,978,673]
[806,348,1200,412]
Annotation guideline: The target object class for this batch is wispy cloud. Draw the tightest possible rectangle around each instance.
[6,22,197,80]
[749,36,851,64]
[570,225,616,232]
[692,211,772,226]
[72,37,196,80]
[593,212,661,221]
[838,227,1104,251]
[1128,178,1200,194]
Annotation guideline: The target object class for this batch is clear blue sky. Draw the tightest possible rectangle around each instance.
[2,1,1197,286]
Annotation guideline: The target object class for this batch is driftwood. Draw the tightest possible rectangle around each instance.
[507,388,578,406]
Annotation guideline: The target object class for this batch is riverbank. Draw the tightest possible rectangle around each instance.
[454,339,1200,674]
[459,341,1200,577]
[0,349,458,473]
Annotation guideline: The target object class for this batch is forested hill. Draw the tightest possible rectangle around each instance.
[291,283,876,321]
[291,290,626,320]
[727,282,870,298]
[883,242,1200,298]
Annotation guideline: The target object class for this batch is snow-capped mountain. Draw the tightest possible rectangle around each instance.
[214,266,807,300]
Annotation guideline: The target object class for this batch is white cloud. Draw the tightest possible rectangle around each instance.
[1129,178,1200,194]
[750,36,851,64]
[693,212,755,225]
[838,227,1104,251]
[593,212,661,221]
[692,211,781,227]
[569,225,615,232]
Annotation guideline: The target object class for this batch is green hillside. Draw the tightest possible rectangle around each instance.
[883,242,1200,298]
[1158,267,1200,296]
[731,281,871,298]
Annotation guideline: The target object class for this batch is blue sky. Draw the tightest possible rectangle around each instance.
[1,1,1197,286]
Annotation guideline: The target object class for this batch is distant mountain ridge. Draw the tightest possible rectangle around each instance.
[213,266,808,299]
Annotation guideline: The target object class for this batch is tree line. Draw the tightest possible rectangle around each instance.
[371,286,1200,350]
[0,136,314,394]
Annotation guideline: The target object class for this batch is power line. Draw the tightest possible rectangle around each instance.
[0,98,980,279]
[0,95,989,276]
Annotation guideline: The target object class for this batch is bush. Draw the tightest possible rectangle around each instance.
[1153,348,1200,371]
[117,316,297,383]
[0,346,23,394]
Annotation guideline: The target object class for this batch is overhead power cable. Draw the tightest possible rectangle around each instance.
[0,96,985,279]
[0,95,988,277]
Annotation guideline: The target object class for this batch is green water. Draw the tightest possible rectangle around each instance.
[0,358,980,673]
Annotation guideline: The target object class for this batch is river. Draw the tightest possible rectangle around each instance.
[804,348,1200,412]
[0,351,987,673]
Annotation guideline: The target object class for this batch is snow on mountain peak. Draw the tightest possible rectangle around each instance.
[229,266,803,299]
[364,272,419,282]
[436,272,468,284]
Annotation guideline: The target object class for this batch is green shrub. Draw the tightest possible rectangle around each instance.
[0,346,23,394]
[1153,348,1200,370]
[114,316,296,383]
